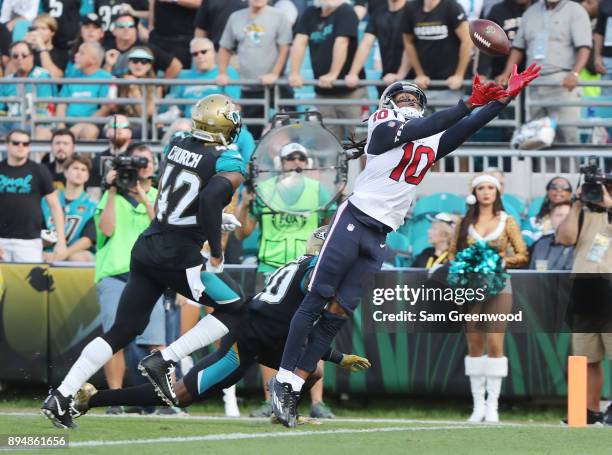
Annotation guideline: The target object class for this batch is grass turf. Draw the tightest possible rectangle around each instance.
[0,388,607,454]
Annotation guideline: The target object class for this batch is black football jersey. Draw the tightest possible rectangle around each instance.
[249,255,318,325]
[41,0,82,49]
[151,133,244,243]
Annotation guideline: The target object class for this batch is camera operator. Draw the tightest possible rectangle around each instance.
[556,163,612,426]
[94,142,164,412]
[89,115,134,191]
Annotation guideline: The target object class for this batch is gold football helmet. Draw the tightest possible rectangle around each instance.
[191,94,241,145]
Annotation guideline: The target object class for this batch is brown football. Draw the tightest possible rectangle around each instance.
[469,19,510,57]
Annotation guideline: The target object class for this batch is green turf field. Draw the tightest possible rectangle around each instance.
[0,395,610,455]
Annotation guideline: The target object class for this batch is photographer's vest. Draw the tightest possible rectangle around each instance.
[572,210,612,274]
[258,178,321,270]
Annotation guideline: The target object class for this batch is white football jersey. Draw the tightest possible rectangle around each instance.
[349,108,443,230]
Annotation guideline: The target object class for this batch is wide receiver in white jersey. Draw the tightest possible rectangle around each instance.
[269,65,541,428]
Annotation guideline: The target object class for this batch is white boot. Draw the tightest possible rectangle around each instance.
[223,385,240,417]
[485,356,508,423]
[465,356,487,423]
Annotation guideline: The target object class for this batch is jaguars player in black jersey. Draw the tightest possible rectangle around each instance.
[69,227,370,420]
[42,94,248,429]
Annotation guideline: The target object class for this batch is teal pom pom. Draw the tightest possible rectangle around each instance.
[448,241,510,299]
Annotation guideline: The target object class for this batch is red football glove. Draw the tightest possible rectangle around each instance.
[504,63,541,98]
[467,74,506,106]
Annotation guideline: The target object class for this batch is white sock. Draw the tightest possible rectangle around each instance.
[57,337,113,397]
[277,368,305,392]
[161,314,229,363]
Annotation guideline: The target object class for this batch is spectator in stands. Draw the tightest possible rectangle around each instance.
[94,142,166,414]
[56,41,113,140]
[346,0,411,96]
[194,0,249,50]
[66,14,106,76]
[217,0,293,139]
[557,179,612,425]
[114,47,163,135]
[289,0,367,141]
[594,0,612,95]
[24,13,68,78]
[235,142,336,420]
[500,0,592,144]
[148,0,201,68]
[89,114,134,188]
[479,0,531,81]
[40,0,87,57]
[528,201,573,270]
[411,213,457,268]
[0,23,11,70]
[0,41,56,140]
[449,173,528,423]
[42,154,97,263]
[523,176,573,245]
[41,128,77,190]
[164,37,240,121]
[402,0,473,105]
[0,129,67,263]
[458,0,484,20]
[103,13,181,79]
[93,1,150,47]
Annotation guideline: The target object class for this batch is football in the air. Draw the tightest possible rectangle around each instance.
[469,19,510,56]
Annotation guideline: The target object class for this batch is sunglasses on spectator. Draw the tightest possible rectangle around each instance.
[549,184,571,191]
[11,140,30,147]
[283,153,307,162]
[191,49,212,57]
[11,52,31,59]
[115,22,135,28]
[129,58,152,65]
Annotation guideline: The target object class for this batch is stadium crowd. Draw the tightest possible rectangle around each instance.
[0,0,611,424]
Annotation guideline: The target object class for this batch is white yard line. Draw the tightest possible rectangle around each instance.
[69,425,478,447]
[0,411,562,428]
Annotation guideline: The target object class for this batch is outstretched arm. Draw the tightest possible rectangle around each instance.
[321,348,371,372]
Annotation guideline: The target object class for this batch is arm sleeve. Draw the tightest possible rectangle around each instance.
[321,347,344,364]
[334,4,358,38]
[511,20,526,50]
[277,12,293,45]
[571,6,594,49]
[367,101,471,156]
[402,4,414,34]
[81,217,97,245]
[198,175,235,258]
[215,148,246,175]
[448,1,467,29]
[295,8,314,35]
[39,165,55,196]
[504,215,529,268]
[219,16,236,51]
[436,101,507,160]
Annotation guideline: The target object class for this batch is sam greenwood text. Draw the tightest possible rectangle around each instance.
[372,310,524,323]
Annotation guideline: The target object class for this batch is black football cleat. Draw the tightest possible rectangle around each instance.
[268,377,300,428]
[41,389,77,429]
[138,351,178,406]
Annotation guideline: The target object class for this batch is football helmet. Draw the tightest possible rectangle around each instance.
[191,94,241,145]
[379,81,427,114]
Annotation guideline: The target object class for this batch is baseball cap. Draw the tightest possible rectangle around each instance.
[279,142,308,158]
[82,13,102,28]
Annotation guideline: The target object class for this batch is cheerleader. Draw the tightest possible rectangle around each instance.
[449,174,528,423]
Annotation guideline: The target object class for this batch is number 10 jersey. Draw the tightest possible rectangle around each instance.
[349,108,442,231]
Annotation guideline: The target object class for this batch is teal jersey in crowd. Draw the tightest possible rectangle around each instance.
[59,68,113,117]
[167,67,241,117]
[41,190,98,248]
[234,127,255,163]
[0,67,56,116]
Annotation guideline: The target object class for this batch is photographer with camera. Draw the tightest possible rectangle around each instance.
[89,115,134,191]
[94,142,165,413]
[557,158,612,425]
